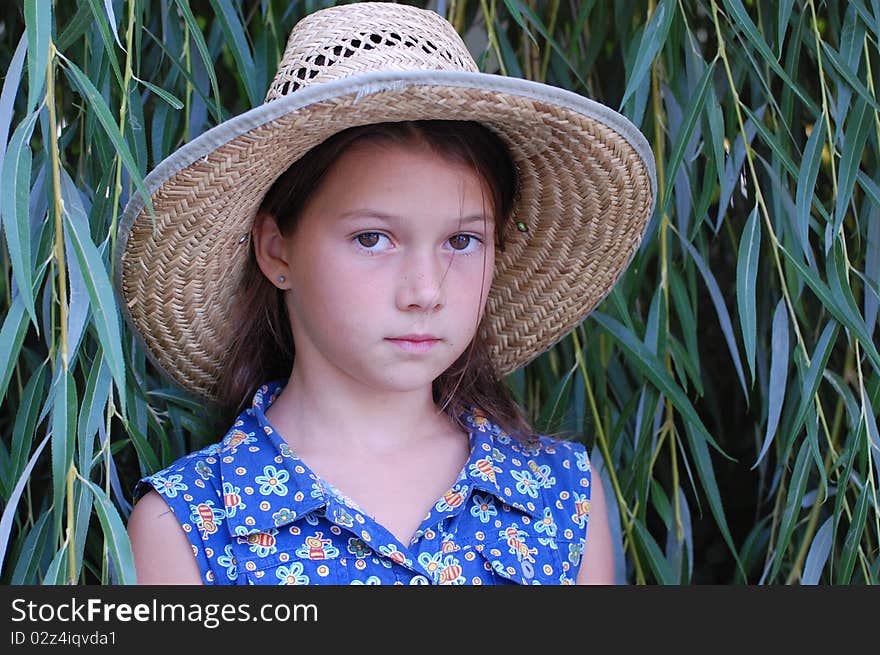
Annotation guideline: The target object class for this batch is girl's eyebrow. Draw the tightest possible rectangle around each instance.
[337,209,492,226]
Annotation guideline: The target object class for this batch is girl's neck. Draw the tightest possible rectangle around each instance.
[264,365,457,457]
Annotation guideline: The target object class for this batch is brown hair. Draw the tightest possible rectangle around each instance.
[209,120,536,444]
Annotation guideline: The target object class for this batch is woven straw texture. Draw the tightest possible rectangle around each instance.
[116,2,656,402]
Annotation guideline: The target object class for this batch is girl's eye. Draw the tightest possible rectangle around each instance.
[354,232,389,250]
[447,234,482,253]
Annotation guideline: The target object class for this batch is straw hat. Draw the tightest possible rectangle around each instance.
[114,2,657,403]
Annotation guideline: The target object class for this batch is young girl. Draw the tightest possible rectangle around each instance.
[120,2,655,585]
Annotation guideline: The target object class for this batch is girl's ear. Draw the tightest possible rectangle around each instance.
[251,210,290,286]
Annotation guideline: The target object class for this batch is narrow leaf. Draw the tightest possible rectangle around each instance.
[832,98,872,241]
[620,0,675,109]
[78,476,137,584]
[796,120,826,258]
[1,110,41,332]
[769,439,812,582]
[679,233,749,396]
[736,205,761,384]
[802,515,834,584]
[24,0,51,111]
[754,299,789,468]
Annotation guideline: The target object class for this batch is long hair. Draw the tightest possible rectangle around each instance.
[210,120,535,443]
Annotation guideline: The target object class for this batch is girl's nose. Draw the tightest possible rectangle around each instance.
[395,249,447,313]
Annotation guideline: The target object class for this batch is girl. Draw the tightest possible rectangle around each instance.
[120,2,656,585]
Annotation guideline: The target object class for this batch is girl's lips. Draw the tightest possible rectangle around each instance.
[386,338,441,353]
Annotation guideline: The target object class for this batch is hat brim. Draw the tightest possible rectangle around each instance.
[115,69,657,402]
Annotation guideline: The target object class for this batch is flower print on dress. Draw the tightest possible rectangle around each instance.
[216,544,238,581]
[533,507,557,546]
[254,464,289,496]
[153,473,187,498]
[239,529,279,557]
[347,537,372,559]
[272,508,296,526]
[568,541,584,567]
[222,482,246,517]
[276,562,309,585]
[571,492,590,530]
[194,460,214,481]
[190,501,225,539]
[469,457,502,484]
[469,493,498,523]
[510,468,541,499]
[296,532,339,560]
[527,460,557,489]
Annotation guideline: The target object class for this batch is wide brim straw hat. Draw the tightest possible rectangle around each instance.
[114,1,657,404]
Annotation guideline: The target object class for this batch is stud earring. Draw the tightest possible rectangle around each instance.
[277,275,286,284]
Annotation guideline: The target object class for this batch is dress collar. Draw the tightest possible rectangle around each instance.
[220,379,542,536]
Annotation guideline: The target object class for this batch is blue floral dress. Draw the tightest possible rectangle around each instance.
[134,379,593,585]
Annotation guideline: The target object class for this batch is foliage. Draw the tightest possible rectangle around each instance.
[1,0,878,584]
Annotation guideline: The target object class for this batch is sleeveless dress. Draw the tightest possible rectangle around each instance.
[134,379,593,585]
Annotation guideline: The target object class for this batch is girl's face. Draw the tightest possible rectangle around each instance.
[266,139,496,394]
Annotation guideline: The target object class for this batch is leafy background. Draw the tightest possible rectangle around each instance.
[1,0,877,585]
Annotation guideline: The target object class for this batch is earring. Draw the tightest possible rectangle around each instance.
[277,275,286,285]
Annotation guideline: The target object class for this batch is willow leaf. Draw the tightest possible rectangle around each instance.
[754,299,789,468]
[769,438,812,582]
[736,205,761,384]
[24,0,51,111]
[620,0,675,109]
[78,477,137,584]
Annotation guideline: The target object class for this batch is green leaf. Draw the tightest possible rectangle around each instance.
[661,58,716,220]
[591,311,731,460]
[781,321,838,461]
[78,350,112,475]
[78,476,137,584]
[633,519,676,584]
[85,0,124,89]
[50,364,77,542]
[796,119,826,258]
[172,0,223,122]
[0,432,50,573]
[802,515,834,584]
[208,0,261,107]
[779,244,880,374]
[769,438,812,582]
[0,110,41,334]
[134,75,184,110]
[836,481,869,583]
[10,512,52,584]
[0,296,33,410]
[0,34,27,180]
[59,54,153,223]
[9,361,48,491]
[681,420,743,575]
[678,233,748,397]
[620,0,675,109]
[60,170,128,419]
[24,0,51,111]
[736,205,761,384]
[754,299,789,468]
[832,97,872,241]
[722,0,819,115]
